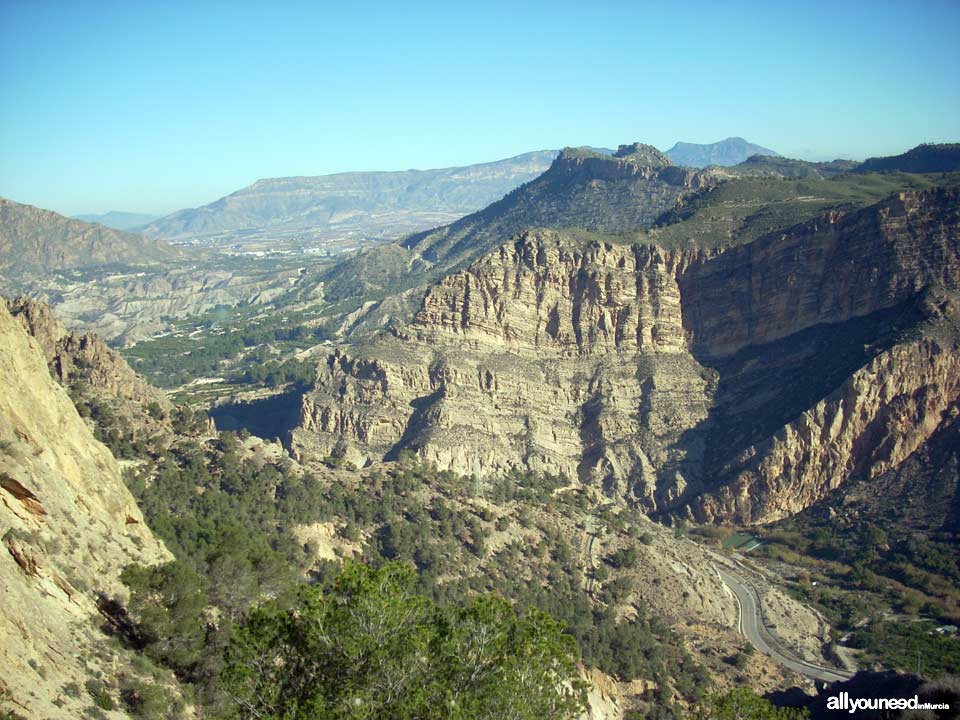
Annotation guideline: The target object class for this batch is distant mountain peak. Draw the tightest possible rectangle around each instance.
[666,137,780,168]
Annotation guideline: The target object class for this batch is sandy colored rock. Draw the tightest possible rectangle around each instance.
[0,300,171,718]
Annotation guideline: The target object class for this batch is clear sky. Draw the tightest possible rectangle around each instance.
[1,0,958,216]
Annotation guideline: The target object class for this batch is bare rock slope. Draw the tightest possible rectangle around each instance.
[0,301,170,717]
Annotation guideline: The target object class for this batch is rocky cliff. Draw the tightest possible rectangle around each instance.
[293,187,960,524]
[0,300,170,717]
[4,296,179,454]
[294,230,714,509]
[5,296,171,408]
[689,315,960,523]
[682,188,960,357]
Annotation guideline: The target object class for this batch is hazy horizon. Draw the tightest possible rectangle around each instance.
[2,0,958,217]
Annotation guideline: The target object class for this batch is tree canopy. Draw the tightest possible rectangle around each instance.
[698,688,809,720]
[222,561,588,720]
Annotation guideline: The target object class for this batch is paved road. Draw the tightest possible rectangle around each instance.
[717,566,854,684]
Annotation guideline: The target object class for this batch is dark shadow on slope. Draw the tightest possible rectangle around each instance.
[655,295,932,513]
[383,388,445,462]
[794,411,960,538]
[210,389,303,443]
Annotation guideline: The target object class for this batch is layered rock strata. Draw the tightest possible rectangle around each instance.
[293,188,960,523]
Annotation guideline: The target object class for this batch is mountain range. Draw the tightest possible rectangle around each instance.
[137,138,783,244]
[140,150,559,241]
[71,210,161,230]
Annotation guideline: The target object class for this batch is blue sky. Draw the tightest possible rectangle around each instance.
[1,0,958,216]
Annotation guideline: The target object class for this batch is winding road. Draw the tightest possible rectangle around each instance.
[716,565,854,684]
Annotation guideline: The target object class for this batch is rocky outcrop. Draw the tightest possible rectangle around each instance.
[5,296,171,409]
[3,297,179,458]
[293,187,960,523]
[0,300,170,717]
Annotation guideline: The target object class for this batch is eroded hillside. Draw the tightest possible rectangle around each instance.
[0,198,179,276]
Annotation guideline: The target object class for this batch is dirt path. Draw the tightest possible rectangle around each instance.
[582,515,599,594]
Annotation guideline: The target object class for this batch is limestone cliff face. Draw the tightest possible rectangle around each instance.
[0,301,170,717]
[413,231,702,354]
[293,188,960,524]
[688,330,960,523]
[682,188,960,357]
[294,230,713,507]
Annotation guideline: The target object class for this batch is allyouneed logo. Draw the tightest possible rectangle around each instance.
[826,691,950,714]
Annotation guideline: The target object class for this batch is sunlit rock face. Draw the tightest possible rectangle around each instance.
[0,300,171,717]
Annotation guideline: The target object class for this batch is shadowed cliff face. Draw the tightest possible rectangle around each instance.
[292,187,960,524]
[682,188,960,358]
